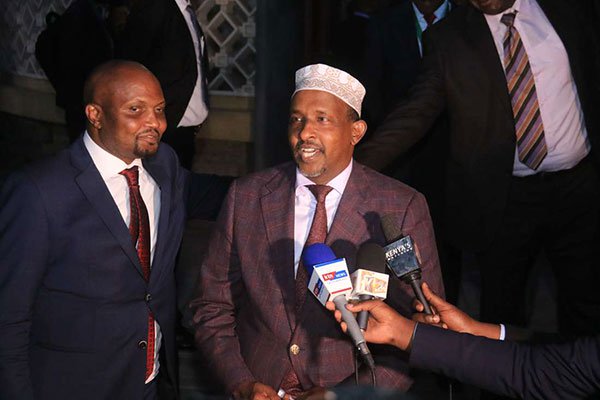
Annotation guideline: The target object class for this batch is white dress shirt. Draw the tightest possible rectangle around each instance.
[484,0,589,176]
[293,161,353,277]
[174,0,209,127]
[83,132,162,383]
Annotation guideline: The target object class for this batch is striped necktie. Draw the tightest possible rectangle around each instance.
[501,12,547,170]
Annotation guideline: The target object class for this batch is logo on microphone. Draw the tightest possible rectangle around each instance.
[313,280,323,296]
[322,270,348,281]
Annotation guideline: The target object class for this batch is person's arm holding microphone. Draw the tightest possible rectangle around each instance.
[326,285,600,399]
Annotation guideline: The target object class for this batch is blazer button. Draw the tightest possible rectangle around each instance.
[138,340,148,349]
[145,293,152,302]
[290,344,300,355]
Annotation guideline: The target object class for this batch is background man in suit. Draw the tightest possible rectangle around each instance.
[328,285,600,399]
[361,0,462,304]
[0,60,224,399]
[117,0,210,169]
[357,0,600,337]
[35,0,123,142]
[190,64,445,399]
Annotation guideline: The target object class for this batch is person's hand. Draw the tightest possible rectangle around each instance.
[233,380,288,400]
[412,282,500,339]
[326,299,416,351]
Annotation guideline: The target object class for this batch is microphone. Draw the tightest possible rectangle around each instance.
[303,243,375,370]
[381,215,433,315]
[351,243,389,331]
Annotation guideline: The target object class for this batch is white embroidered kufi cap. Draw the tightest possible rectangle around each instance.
[293,63,366,117]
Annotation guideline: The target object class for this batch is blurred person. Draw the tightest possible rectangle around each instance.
[117,0,210,169]
[361,0,462,304]
[35,0,126,142]
[357,0,600,338]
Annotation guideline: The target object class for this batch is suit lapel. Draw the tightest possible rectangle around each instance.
[463,6,512,117]
[260,164,297,329]
[70,139,145,278]
[398,2,422,63]
[144,156,172,286]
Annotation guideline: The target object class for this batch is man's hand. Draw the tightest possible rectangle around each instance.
[233,380,287,400]
[325,300,416,351]
[412,282,501,339]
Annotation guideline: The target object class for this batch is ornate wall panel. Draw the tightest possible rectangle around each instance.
[196,0,256,97]
[1,0,73,78]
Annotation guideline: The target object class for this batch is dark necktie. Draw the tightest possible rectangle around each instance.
[120,166,155,381]
[282,184,333,395]
[186,4,210,107]
[501,12,547,170]
[424,13,436,27]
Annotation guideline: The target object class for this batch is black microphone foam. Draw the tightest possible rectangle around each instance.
[356,242,388,274]
[380,214,433,315]
[355,242,388,330]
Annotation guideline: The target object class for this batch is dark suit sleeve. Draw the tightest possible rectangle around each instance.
[356,29,447,171]
[410,324,600,399]
[362,15,387,129]
[115,0,163,63]
[185,172,233,220]
[189,180,256,392]
[0,173,49,400]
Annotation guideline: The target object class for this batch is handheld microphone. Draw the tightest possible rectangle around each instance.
[351,243,389,331]
[303,243,375,370]
[381,215,433,315]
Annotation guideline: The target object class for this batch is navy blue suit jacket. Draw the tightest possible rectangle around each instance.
[411,324,600,399]
[0,138,224,399]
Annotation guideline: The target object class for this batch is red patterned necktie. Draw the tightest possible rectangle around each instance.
[295,184,333,314]
[501,12,547,170]
[282,184,333,395]
[120,166,155,381]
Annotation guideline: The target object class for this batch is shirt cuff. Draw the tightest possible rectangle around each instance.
[499,323,506,341]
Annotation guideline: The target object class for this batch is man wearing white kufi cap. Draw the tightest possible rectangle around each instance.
[192,63,444,399]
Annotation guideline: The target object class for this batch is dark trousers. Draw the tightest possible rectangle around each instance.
[476,157,600,337]
[161,125,196,170]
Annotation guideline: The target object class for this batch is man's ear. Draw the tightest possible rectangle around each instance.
[85,103,103,130]
[351,119,367,146]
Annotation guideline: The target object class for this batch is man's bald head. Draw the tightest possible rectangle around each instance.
[83,60,157,107]
[83,60,167,163]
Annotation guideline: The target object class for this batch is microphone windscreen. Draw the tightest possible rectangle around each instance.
[381,214,403,243]
[356,243,387,273]
[303,243,336,274]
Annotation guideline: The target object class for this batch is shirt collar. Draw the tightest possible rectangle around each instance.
[174,0,191,13]
[412,0,450,21]
[83,131,144,181]
[486,0,522,23]
[295,159,353,197]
